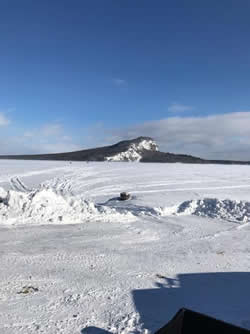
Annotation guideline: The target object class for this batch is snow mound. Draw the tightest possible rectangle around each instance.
[0,187,7,200]
[0,187,136,225]
[158,198,250,223]
[106,139,158,162]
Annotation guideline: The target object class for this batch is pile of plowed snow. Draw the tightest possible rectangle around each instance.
[2,184,250,225]
[0,187,135,225]
[157,198,250,223]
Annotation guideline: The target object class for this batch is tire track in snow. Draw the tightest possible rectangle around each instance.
[200,222,250,241]
[128,184,250,195]
[10,177,32,193]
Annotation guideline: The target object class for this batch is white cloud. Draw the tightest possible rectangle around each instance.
[23,131,34,138]
[41,124,63,137]
[0,123,81,155]
[168,103,193,113]
[94,111,250,161]
[23,124,63,140]
[112,78,126,86]
[0,112,10,126]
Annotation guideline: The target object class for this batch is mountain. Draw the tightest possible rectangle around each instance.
[0,136,159,162]
[0,136,250,164]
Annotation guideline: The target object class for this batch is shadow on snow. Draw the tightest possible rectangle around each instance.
[81,272,250,333]
[133,272,250,332]
[97,196,159,217]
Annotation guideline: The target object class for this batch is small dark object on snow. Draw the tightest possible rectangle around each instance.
[120,192,130,201]
[155,308,250,334]
[17,286,39,294]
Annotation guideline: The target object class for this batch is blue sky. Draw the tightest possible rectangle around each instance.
[1,0,250,159]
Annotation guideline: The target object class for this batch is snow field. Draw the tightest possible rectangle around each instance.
[1,161,250,333]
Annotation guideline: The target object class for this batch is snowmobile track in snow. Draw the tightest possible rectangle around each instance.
[10,176,32,192]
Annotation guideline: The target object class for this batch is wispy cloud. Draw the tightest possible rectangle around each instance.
[168,103,193,113]
[41,124,63,137]
[0,123,81,155]
[0,112,10,126]
[112,78,126,86]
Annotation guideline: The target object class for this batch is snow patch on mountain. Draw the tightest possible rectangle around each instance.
[105,139,158,162]
[136,139,159,151]
[105,144,142,161]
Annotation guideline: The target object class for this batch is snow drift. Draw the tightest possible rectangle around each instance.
[158,198,250,223]
[0,187,135,225]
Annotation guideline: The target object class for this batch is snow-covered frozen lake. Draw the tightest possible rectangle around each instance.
[1,160,250,333]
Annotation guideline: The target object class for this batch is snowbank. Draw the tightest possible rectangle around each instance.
[1,183,250,225]
[0,187,135,225]
[157,198,250,223]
